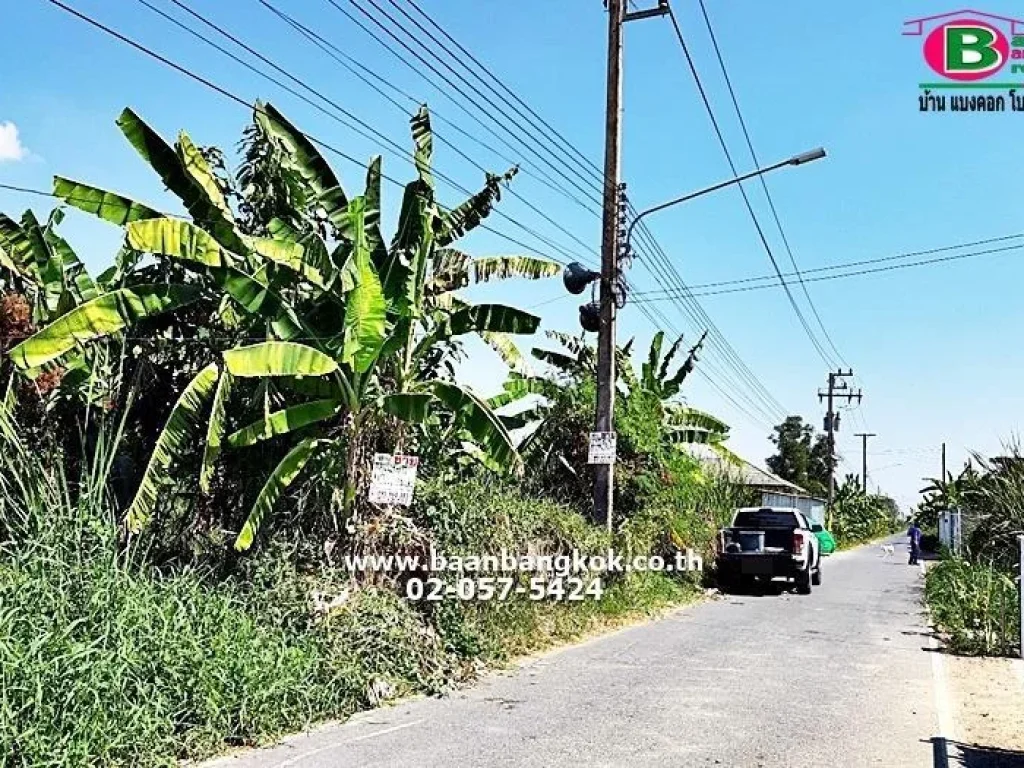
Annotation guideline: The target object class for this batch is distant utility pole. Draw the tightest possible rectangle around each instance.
[942,442,947,479]
[593,0,668,532]
[818,370,861,518]
[855,432,876,492]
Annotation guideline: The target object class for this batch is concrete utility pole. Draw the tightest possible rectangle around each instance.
[855,432,876,492]
[593,0,668,532]
[593,0,625,533]
[818,370,861,520]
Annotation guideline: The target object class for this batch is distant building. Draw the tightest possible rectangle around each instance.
[682,443,826,525]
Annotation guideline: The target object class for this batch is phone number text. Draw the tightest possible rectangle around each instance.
[405,576,604,601]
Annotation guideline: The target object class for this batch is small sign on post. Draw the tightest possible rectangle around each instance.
[368,453,419,507]
[588,432,617,465]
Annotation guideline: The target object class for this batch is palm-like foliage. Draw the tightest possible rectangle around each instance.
[487,328,732,482]
[640,330,707,401]
[830,475,900,542]
[7,103,559,550]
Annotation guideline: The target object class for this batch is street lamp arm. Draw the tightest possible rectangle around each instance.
[624,147,826,254]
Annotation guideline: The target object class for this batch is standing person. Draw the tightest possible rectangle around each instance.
[907,520,922,566]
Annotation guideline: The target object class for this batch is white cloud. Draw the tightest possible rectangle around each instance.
[0,122,28,162]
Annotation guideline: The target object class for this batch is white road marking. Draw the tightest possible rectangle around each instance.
[274,720,425,767]
[920,560,958,745]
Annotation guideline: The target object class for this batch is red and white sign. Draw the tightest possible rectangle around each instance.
[368,453,419,506]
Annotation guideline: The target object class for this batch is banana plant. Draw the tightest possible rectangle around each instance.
[640,330,708,401]
[8,103,557,551]
[489,328,732,460]
[0,207,173,403]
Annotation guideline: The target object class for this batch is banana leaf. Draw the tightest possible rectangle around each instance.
[437,168,517,248]
[340,193,387,374]
[126,218,225,267]
[256,101,348,230]
[53,177,161,226]
[249,236,324,289]
[471,255,561,283]
[234,438,326,551]
[126,363,220,533]
[382,392,431,423]
[177,132,234,222]
[228,399,341,447]
[206,267,304,341]
[432,381,521,474]
[8,284,200,369]
[199,368,232,494]
[116,108,249,256]
[223,341,338,377]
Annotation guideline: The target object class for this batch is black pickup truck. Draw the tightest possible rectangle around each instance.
[715,507,821,594]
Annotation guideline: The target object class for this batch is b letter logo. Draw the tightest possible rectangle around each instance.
[924,20,1009,80]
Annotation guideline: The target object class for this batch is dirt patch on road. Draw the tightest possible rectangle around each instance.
[945,655,1024,752]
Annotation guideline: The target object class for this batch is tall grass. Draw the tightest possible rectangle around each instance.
[0,412,708,765]
[925,557,1020,657]
[0,408,449,765]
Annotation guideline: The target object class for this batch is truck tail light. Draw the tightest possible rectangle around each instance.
[792,531,804,554]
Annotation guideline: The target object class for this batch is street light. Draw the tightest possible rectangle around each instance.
[624,147,827,257]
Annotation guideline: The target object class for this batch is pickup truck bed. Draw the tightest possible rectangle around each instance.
[715,508,821,594]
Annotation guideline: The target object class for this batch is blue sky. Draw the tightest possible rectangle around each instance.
[2,0,1023,509]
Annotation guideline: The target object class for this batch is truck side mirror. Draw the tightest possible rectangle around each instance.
[811,524,823,532]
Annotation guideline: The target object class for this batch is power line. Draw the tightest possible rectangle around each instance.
[628,213,788,421]
[328,0,605,207]
[628,293,776,431]
[136,0,593,267]
[256,0,602,220]
[633,232,1024,296]
[664,4,838,368]
[38,0,585,268]
[314,0,791,424]
[404,0,608,192]
[694,0,847,368]
[37,1,825,432]
[632,241,1024,301]
[385,0,605,192]
[233,0,603,263]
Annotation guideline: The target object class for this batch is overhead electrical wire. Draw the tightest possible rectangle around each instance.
[37,0,794,429]
[664,3,839,369]
[255,0,602,220]
[632,241,1024,301]
[694,0,847,368]
[382,0,606,192]
[38,0,586,269]
[404,0,610,195]
[632,232,1024,296]
[134,0,593,268]
[630,211,789,420]
[158,0,599,264]
[272,0,792,423]
[327,0,605,207]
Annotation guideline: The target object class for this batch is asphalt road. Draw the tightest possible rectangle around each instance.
[208,537,941,768]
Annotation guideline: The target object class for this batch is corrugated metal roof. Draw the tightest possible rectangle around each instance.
[681,444,807,493]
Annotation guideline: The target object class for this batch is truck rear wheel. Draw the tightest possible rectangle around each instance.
[796,569,812,595]
[811,566,822,586]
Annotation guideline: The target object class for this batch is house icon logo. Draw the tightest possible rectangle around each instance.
[905,10,1024,111]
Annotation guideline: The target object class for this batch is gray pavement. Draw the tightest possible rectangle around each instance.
[207,536,939,768]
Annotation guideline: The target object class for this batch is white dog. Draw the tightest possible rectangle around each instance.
[880,544,895,556]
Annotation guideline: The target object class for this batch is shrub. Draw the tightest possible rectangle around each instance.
[925,557,1020,657]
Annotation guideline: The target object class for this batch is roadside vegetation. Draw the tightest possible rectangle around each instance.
[919,449,1023,657]
[765,417,901,548]
[0,104,748,765]
[829,474,903,548]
